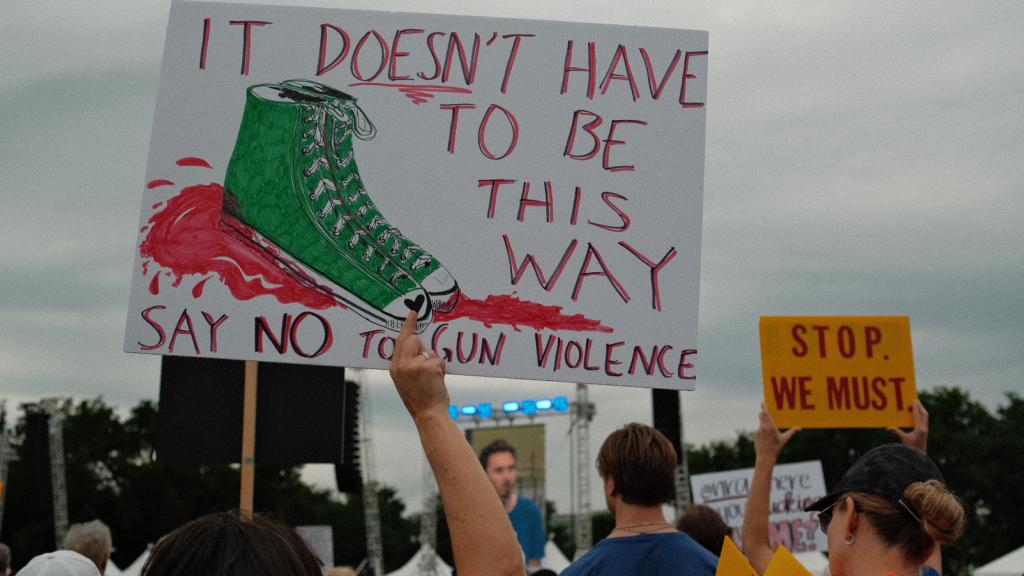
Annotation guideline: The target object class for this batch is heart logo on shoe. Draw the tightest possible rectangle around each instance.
[404,295,426,312]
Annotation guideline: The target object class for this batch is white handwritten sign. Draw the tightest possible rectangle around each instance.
[124,1,709,389]
[690,461,828,552]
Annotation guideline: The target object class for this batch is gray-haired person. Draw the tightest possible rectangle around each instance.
[64,520,112,575]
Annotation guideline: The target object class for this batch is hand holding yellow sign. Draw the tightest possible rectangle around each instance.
[760,316,917,429]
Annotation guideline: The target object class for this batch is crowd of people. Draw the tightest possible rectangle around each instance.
[8,312,966,575]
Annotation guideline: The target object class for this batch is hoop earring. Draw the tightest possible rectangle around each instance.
[844,533,855,545]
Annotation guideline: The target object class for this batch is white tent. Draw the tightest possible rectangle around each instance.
[385,545,452,576]
[975,545,1024,576]
[120,545,151,576]
[542,539,572,573]
[793,551,830,576]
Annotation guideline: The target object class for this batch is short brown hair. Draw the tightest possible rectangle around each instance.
[142,511,322,576]
[479,439,516,470]
[596,423,676,506]
[676,504,730,556]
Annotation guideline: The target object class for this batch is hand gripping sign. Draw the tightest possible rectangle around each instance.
[759,316,917,429]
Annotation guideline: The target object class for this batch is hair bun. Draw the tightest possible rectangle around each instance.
[905,479,965,545]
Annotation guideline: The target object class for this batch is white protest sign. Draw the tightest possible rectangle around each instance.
[124,1,709,389]
[690,460,828,553]
[296,525,334,570]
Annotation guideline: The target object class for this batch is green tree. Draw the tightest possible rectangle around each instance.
[0,397,417,573]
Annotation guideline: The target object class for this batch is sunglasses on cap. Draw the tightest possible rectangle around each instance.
[817,495,923,535]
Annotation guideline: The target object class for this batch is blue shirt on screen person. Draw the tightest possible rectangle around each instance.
[509,495,546,564]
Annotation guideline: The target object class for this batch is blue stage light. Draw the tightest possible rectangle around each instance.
[478,402,494,419]
[523,399,537,415]
[553,396,570,413]
[461,405,478,416]
[536,399,553,411]
[449,405,459,420]
[502,401,521,413]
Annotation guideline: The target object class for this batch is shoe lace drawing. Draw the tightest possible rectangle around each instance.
[223,84,431,332]
[279,79,460,313]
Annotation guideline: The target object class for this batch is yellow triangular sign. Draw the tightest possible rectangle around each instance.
[764,545,813,576]
[716,536,759,576]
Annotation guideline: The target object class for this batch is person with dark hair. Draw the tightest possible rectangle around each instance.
[743,402,964,576]
[675,504,731,557]
[479,439,546,569]
[561,423,717,576]
[142,512,322,576]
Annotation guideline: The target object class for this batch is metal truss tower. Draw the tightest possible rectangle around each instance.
[674,436,692,515]
[41,398,69,547]
[416,458,440,575]
[0,400,15,534]
[358,371,385,576]
[571,383,596,559]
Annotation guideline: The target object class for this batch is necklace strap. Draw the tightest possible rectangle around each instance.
[612,521,673,535]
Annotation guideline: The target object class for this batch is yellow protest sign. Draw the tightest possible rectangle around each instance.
[763,545,813,576]
[716,536,759,576]
[760,316,917,429]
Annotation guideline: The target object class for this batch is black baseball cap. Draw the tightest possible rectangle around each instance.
[805,443,944,511]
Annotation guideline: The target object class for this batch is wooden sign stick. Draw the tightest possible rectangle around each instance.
[240,360,258,518]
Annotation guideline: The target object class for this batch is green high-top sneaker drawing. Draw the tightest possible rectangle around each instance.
[223,84,431,332]
[279,79,460,313]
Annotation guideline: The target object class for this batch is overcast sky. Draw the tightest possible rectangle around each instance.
[3,0,1022,519]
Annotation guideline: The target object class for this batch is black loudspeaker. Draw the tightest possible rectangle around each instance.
[23,412,54,517]
[335,381,361,493]
[157,357,361,492]
[651,389,682,461]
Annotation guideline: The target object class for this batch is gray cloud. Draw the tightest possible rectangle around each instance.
[2,0,1022,516]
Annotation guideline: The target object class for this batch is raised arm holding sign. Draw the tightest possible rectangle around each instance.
[390,311,525,576]
[741,405,798,574]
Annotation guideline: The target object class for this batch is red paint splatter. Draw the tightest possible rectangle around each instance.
[192,276,212,298]
[176,157,213,169]
[436,294,613,333]
[152,202,164,210]
[139,179,612,332]
[147,179,175,189]
[139,183,337,309]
